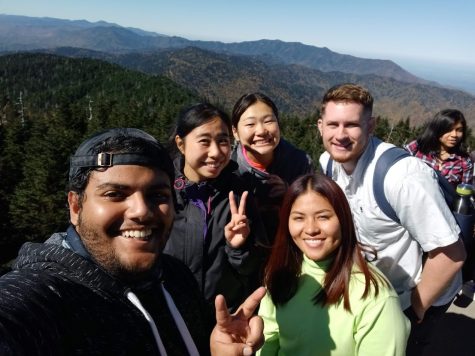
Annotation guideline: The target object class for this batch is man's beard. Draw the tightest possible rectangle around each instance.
[76,214,170,282]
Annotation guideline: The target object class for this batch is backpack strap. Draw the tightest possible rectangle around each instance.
[325,158,334,178]
[373,147,411,224]
[433,170,456,209]
[324,147,411,223]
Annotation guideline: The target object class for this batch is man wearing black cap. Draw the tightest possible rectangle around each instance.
[0,128,265,356]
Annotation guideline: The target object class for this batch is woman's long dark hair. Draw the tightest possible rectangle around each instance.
[264,173,385,311]
[417,109,468,156]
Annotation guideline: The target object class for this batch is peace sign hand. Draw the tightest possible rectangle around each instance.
[210,286,266,356]
[225,191,250,248]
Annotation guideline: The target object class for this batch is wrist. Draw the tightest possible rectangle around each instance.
[410,289,427,321]
[404,305,423,323]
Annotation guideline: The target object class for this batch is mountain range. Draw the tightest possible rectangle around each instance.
[1,14,474,128]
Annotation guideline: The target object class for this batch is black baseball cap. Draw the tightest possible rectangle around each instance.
[69,128,174,182]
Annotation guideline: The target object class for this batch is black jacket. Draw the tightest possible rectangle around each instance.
[0,231,212,356]
[233,138,313,187]
[232,139,313,241]
[164,159,267,311]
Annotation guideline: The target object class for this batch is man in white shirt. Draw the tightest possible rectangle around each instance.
[318,83,466,356]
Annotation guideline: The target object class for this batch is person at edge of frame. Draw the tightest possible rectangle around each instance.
[0,127,265,356]
[317,83,465,356]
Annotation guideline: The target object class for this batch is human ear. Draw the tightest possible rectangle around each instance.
[232,126,240,142]
[68,191,80,226]
[317,119,323,135]
[175,135,185,155]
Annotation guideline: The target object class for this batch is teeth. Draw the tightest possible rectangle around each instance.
[304,239,323,247]
[122,228,152,240]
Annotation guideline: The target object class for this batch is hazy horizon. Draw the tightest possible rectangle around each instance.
[1,0,474,95]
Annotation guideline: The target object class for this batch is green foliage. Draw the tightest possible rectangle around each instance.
[1,52,474,266]
[374,116,420,147]
[0,53,198,263]
[280,113,324,164]
[0,98,31,245]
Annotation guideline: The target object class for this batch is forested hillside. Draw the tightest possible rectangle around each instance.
[115,47,475,129]
[196,39,430,84]
[0,53,468,266]
[0,53,198,263]
[0,14,423,83]
[43,46,475,129]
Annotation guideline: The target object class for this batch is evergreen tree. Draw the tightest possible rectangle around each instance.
[9,99,81,244]
[280,113,323,164]
[0,96,32,261]
[2,51,475,268]
[375,116,418,147]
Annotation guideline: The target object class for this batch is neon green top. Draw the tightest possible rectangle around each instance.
[258,255,410,356]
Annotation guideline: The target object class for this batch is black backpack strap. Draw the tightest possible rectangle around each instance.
[324,158,334,178]
[373,147,411,223]
[434,170,456,209]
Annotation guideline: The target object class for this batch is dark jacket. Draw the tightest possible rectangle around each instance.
[164,159,267,311]
[232,138,313,241]
[0,230,212,356]
[233,138,313,187]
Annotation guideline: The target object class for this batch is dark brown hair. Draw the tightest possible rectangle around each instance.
[264,173,384,311]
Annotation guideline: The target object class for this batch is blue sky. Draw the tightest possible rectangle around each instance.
[2,0,475,93]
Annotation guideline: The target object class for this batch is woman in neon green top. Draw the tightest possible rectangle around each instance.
[258,173,410,356]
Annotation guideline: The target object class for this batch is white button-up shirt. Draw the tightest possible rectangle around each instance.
[320,136,462,309]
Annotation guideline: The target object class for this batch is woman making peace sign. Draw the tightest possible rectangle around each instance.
[164,103,267,312]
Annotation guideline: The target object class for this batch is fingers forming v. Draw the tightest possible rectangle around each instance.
[238,191,248,215]
[214,294,231,327]
[229,191,238,215]
[234,287,266,319]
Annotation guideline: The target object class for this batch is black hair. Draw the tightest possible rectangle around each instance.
[168,102,232,157]
[231,92,279,128]
[417,109,468,156]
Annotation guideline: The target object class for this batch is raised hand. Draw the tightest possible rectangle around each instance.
[210,287,266,356]
[225,191,250,248]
